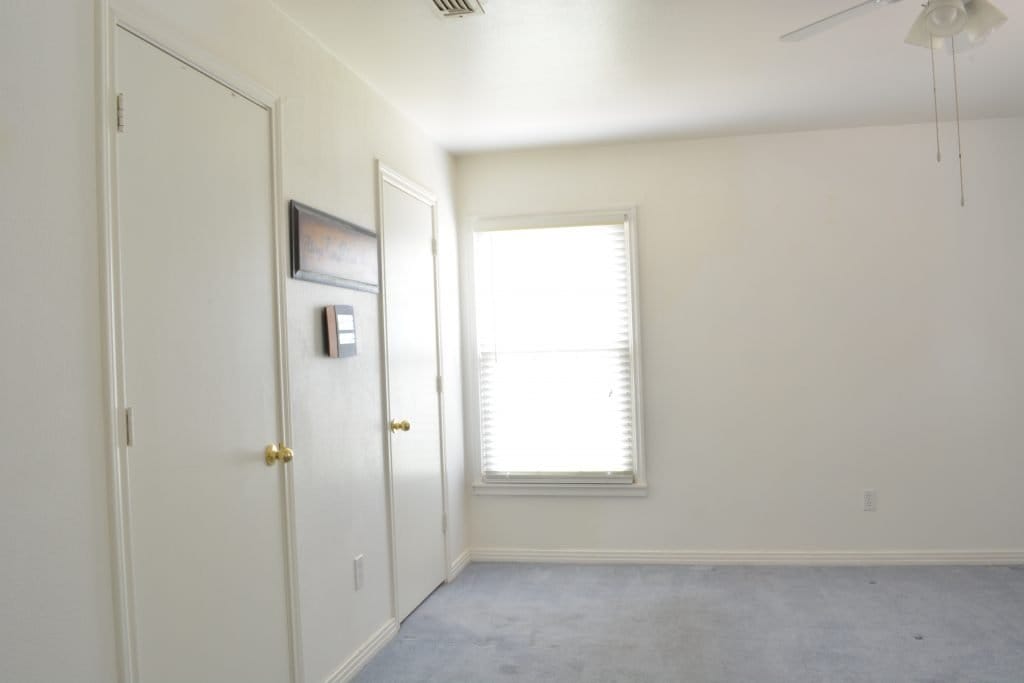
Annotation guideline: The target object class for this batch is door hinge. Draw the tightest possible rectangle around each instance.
[125,407,134,447]
[436,375,443,394]
[116,93,126,132]
[431,237,438,255]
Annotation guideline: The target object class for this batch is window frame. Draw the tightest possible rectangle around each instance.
[462,208,647,497]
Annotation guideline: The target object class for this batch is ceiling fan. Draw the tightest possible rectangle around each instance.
[780,0,1009,206]
[780,0,1007,47]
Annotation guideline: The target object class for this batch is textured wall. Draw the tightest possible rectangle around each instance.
[0,1,466,681]
[458,118,1024,555]
[0,2,117,682]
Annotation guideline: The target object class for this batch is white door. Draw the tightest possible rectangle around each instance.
[116,29,294,683]
[380,168,447,622]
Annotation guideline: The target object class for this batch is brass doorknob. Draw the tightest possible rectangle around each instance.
[265,443,294,466]
[389,419,411,433]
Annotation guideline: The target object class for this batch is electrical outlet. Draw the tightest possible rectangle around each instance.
[354,554,365,591]
[863,489,878,512]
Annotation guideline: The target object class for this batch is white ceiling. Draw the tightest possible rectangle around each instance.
[272,0,1024,153]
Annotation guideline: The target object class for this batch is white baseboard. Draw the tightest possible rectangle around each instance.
[448,549,471,581]
[325,617,398,683]
[470,547,1024,566]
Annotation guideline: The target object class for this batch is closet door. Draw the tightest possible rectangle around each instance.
[380,168,447,622]
[116,28,294,683]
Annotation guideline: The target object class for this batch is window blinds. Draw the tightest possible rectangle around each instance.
[474,223,638,483]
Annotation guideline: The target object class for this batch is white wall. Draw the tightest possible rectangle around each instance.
[0,1,466,681]
[0,3,118,682]
[457,118,1024,555]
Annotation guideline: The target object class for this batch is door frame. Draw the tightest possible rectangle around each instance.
[375,162,452,622]
[96,3,303,682]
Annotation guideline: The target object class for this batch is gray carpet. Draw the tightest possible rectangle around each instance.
[355,563,1024,682]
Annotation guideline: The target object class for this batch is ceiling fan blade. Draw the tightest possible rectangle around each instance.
[780,0,892,41]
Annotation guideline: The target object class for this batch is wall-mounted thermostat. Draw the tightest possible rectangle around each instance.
[325,305,356,358]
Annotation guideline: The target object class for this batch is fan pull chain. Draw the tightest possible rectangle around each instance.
[930,42,941,163]
[951,38,966,207]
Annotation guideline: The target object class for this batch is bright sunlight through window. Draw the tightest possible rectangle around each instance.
[472,214,642,485]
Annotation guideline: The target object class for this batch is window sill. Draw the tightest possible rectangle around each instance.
[472,480,648,497]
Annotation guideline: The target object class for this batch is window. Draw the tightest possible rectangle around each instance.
[469,210,644,493]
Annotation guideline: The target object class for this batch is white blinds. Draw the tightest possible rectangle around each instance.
[474,223,638,482]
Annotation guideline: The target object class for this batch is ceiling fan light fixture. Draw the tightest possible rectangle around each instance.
[905,0,1008,49]
[963,0,1008,42]
[905,11,944,47]
[924,0,969,36]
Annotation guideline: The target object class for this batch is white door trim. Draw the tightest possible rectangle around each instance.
[96,4,303,681]
[375,162,451,623]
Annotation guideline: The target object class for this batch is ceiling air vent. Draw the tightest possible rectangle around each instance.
[432,0,486,18]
